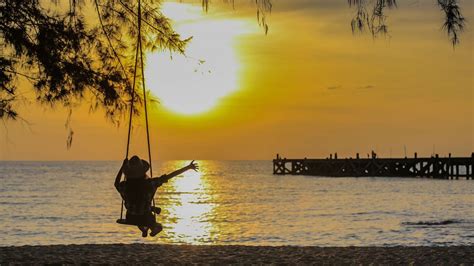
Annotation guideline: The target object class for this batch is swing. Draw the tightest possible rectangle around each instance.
[114,0,156,226]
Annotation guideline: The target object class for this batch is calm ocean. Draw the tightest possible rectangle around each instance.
[0,160,473,246]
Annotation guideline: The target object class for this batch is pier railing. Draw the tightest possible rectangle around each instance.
[273,153,474,179]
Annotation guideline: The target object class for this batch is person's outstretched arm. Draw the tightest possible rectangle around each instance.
[115,158,128,190]
[167,160,198,180]
[152,160,198,185]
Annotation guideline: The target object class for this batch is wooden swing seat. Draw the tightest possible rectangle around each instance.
[116,218,147,226]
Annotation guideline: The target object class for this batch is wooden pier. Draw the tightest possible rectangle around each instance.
[273,153,474,179]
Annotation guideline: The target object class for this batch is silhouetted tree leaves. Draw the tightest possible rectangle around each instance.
[437,0,465,46]
[349,0,398,37]
[0,0,467,122]
[0,0,189,122]
[201,0,272,34]
[0,58,17,120]
[348,0,465,45]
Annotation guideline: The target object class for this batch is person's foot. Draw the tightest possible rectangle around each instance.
[150,223,163,237]
[151,206,161,215]
[139,227,148,238]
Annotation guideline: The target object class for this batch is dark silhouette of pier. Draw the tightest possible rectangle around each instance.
[273,153,474,179]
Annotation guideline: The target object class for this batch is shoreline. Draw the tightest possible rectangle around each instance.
[1,244,473,264]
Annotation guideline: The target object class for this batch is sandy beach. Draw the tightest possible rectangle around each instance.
[1,244,473,264]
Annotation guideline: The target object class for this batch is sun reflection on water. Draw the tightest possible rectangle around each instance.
[159,161,217,244]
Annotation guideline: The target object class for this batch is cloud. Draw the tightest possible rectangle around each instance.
[326,84,375,91]
[357,85,375,90]
[327,85,342,90]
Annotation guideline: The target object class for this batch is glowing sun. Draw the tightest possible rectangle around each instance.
[145,3,255,115]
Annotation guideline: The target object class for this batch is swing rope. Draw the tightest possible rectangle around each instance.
[137,0,157,215]
[120,0,155,220]
[138,1,153,178]
[120,26,140,221]
[125,35,140,159]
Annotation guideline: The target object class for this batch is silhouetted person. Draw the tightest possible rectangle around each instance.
[115,156,198,237]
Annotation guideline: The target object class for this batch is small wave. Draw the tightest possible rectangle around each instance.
[0,201,29,205]
[30,216,63,221]
[352,211,394,216]
[402,219,463,226]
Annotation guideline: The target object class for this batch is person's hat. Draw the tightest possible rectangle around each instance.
[124,155,150,179]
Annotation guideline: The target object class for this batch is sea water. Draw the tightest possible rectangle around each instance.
[0,160,473,246]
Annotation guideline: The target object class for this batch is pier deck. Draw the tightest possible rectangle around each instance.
[273,153,474,179]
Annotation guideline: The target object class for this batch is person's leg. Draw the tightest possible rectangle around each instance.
[149,222,163,237]
[142,212,162,237]
[138,226,148,237]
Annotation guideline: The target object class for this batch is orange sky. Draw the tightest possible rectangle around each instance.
[1,0,473,160]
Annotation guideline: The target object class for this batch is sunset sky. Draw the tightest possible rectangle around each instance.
[1,0,473,161]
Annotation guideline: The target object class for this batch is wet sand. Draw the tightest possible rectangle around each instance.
[1,244,473,264]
